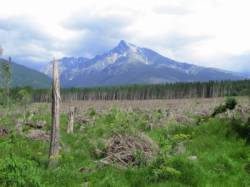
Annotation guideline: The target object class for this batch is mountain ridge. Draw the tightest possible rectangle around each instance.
[43,40,244,87]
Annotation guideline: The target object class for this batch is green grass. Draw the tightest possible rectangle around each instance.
[0,108,250,186]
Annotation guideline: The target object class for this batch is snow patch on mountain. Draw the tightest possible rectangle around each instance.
[42,40,244,87]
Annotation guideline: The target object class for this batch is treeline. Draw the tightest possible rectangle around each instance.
[31,80,250,102]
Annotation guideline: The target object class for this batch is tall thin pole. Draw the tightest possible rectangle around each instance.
[0,46,3,56]
[6,57,11,107]
[67,106,74,134]
[48,57,60,168]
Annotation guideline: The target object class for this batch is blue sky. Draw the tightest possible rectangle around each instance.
[0,0,249,72]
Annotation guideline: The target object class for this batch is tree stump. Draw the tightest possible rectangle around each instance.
[16,119,23,135]
[67,106,75,134]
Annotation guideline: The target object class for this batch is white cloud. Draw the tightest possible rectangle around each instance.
[0,0,249,72]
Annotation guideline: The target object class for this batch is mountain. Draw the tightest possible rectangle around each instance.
[43,57,89,83]
[241,71,250,78]
[44,40,243,87]
[0,58,51,88]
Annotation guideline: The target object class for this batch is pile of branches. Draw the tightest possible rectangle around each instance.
[0,127,9,137]
[99,134,159,167]
[26,129,50,141]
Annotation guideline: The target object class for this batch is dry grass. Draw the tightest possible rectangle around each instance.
[3,97,249,124]
[57,97,250,115]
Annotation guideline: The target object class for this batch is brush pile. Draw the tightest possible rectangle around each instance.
[26,129,50,141]
[100,133,159,167]
[0,128,8,136]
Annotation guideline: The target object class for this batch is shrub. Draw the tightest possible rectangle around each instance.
[212,105,227,117]
[147,156,181,182]
[171,133,191,142]
[225,97,237,110]
[0,156,41,187]
[169,157,201,186]
[88,108,96,117]
[151,166,181,182]
[17,89,32,108]
[212,97,237,117]
[231,118,250,142]
[245,162,250,174]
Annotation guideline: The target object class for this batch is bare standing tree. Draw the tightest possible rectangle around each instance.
[15,119,23,135]
[0,46,3,56]
[0,46,11,107]
[48,57,61,168]
[67,106,75,134]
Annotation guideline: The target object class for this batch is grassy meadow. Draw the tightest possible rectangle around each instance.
[0,97,250,186]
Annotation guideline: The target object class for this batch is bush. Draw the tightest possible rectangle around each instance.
[212,97,237,117]
[231,118,250,142]
[88,108,96,117]
[17,89,32,107]
[225,97,237,110]
[212,105,227,117]
[0,156,41,187]
[147,156,181,182]
[170,157,202,186]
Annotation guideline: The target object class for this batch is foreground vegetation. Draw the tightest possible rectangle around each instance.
[0,97,250,186]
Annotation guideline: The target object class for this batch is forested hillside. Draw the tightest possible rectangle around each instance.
[0,58,51,88]
[31,80,250,102]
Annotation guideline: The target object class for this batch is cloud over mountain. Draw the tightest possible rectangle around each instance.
[0,0,249,72]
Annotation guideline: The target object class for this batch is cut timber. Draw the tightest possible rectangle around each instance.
[67,106,75,134]
[48,58,61,168]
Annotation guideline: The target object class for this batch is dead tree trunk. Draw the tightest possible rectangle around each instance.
[67,106,74,134]
[48,58,60,168]
[15,119,23,135]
